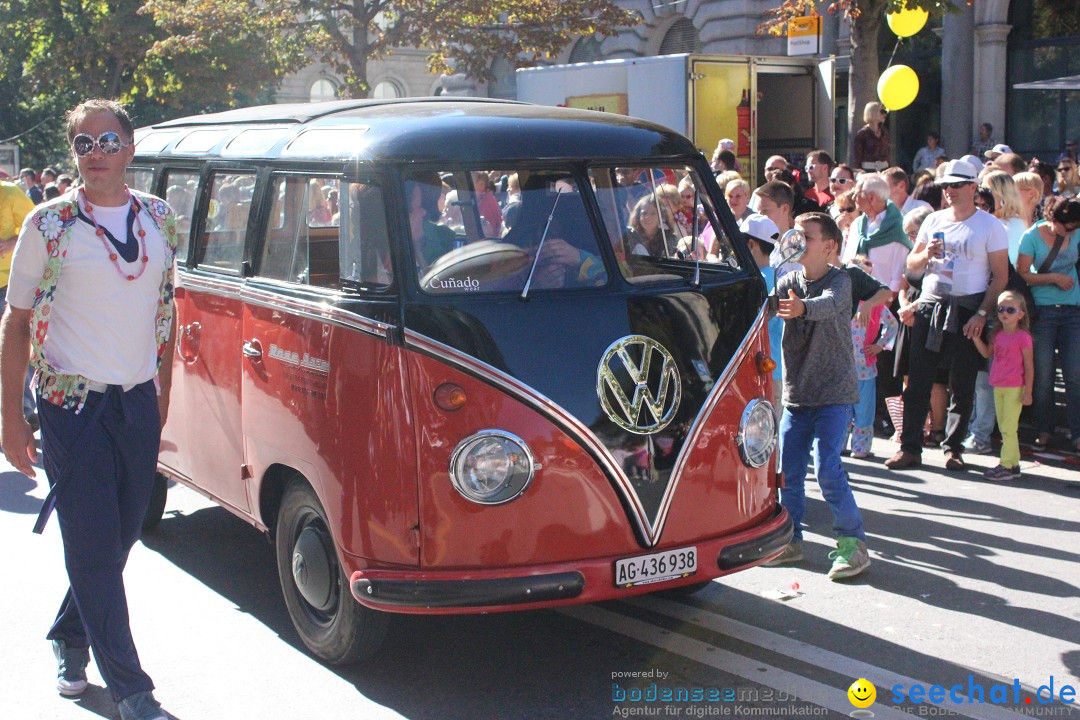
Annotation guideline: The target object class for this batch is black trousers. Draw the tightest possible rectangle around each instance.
[40,382,161,702]
[900,306,984,455]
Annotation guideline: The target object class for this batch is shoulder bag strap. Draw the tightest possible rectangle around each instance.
[1037,233,1065,275]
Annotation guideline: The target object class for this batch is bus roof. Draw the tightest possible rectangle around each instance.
[133,98,698,165]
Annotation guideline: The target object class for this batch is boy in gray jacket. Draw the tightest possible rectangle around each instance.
[767,212,869,580]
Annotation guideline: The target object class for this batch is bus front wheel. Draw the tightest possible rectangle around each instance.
[275,478,388,664]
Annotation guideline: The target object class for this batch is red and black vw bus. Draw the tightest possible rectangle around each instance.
[128,98,791,663]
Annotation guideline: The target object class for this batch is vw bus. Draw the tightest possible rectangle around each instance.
[128,98,792,663]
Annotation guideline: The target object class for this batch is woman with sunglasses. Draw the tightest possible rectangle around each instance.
[853,102,890,173]
[1016,196,1080,451]
[828,164,856,198]
[0,99,176,720]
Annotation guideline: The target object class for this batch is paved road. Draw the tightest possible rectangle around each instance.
[1,435,1077,720]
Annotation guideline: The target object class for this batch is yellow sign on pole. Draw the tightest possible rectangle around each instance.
[787,16,821,56]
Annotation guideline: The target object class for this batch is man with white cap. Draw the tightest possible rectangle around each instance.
[984,143,1013,161]
[886,159,1009,471]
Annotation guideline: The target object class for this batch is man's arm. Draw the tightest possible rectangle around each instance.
[964,249,1009,340]
[157,314,176,429]
[0,307,37,476]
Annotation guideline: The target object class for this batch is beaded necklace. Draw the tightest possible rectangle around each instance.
[79,186,150,282]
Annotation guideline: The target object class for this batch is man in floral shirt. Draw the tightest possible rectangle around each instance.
[0,99,175,720]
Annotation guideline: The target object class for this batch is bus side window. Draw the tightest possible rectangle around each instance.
[163,169,200,264]
[125,167,154,194]
[197,172,254,273]
[340,180,393,290]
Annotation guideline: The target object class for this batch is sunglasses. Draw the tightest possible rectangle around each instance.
[1058,166,1075,172]
[996,306,1021,315]
[71,131,131,157]
[940,181,973,189]
[805,164,817,171]
[829,177,852,185]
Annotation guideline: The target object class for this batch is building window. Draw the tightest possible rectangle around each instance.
[659,17,702,55]
[569,36,604,64]
[310,79,337,103]
[373,80,403,99]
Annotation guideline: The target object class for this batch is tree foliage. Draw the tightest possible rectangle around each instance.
[256,0,640,97]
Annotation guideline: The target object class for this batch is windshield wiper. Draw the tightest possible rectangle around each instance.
[520,189,565,300]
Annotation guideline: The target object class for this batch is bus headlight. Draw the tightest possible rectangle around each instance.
[737,399,777,468]
[450,431,537,505]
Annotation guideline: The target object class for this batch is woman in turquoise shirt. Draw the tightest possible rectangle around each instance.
[1017,197,1080,450]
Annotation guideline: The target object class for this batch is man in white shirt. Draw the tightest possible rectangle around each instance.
[884,167,932,216]
[0,99,175,720]
[849,173,911,297]
[886,160,1009,472]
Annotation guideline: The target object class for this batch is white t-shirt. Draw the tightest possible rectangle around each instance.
[9,199,171,386]
[916,208,1009,299]
[901,195,933,215]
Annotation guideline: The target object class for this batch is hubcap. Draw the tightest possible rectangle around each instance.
[291,524,335,612]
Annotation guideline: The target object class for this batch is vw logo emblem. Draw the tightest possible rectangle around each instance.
[596,335,681,434]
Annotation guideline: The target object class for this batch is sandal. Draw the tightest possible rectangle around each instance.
[944,451,966,471]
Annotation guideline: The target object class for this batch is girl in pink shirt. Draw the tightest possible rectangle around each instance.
[972,290,1033,480]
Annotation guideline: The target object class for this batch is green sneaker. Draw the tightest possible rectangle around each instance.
[827,537,869,580]
[763,541,804,566]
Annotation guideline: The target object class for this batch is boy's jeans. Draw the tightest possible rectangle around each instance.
[780,404,865,543]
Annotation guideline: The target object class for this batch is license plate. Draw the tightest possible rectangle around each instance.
[614,546,697,588]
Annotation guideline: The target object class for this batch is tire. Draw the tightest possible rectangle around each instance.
[650,580,714,599]
[275,478,388,664]
[141,473,169,531]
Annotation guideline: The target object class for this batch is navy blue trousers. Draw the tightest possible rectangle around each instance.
[39,381,160,703]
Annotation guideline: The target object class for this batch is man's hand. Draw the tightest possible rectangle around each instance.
[1022,388,1032,406]
[863,343,884,358]
[1,415,38,478]
[897,304,916,327]
[1054,273,1075,291]
[854,303,871,328]
[777,289,805,319]
[963,313,987,340]
[158,391,170,430]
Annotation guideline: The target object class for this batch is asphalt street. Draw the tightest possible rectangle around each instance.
[0,434,1077,720]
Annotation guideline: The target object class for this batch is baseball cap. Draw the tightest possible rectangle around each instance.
[959,154,984,168]
[984,143,1013,159]
[936,159,980,185]
[739,213,779,252]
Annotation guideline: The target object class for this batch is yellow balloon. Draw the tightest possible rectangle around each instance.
[877,65,920,110]
[887,6,929,38]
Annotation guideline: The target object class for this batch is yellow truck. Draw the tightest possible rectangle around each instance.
[517,53,836,187]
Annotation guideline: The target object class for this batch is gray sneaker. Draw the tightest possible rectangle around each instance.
[965,438,994,455]
[763,541,804,566]
[827,537,870,580]
[118,691,168,720]
[52,639,89,697]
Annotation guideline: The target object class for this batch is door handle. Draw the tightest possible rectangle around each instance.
[242,339,263,359]
[178,322,201,362]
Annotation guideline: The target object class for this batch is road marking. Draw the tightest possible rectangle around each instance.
[561,603,914,719]
[622,595,1045,720]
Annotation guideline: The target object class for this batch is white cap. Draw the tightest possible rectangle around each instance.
[960,154,984,168]
[936,159,980,185]
[739,213,780,250]
[984,143,1013,159]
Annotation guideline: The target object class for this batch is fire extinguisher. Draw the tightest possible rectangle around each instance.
[737,89,751,157]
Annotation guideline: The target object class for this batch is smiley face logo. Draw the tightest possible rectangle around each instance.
[848,678,877,708]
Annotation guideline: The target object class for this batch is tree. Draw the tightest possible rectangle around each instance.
[152,0,640,98]
[759,0,946,163]
[0,0,308,169]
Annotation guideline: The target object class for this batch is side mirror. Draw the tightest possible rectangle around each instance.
[776,228,806,265]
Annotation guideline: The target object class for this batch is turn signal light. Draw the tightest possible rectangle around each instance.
[434,383,467,411]
[756,352,777,375]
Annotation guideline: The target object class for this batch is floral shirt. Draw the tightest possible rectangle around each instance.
[26,190,177,412]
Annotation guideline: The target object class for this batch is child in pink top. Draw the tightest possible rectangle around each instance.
[972,290,1034,480]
